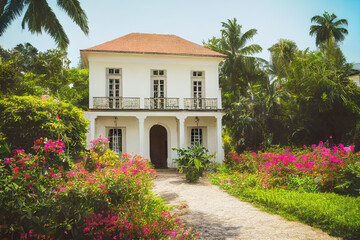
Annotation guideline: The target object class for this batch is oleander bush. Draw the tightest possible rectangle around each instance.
[0,138,198,239]
[225,141,360,194]
[209,141,360,239]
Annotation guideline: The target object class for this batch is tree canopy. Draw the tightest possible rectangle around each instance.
[207,16,359,153]
[0,43,89,109]
[310,11,348,47]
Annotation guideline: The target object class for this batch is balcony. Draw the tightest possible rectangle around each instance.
[145,98,179,110]
[93,97,140,109]
[184,98,218,110]
[92,97,220,110]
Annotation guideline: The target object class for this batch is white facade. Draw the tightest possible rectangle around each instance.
[83,50,224,168]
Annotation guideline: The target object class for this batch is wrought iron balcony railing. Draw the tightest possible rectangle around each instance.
[144,98,179,110]
[93,97,140,109]
[184,98,218,110]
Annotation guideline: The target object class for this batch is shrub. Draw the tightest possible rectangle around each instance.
[0,95,88,158]
[226,141,359,194]
[0,132,10,159]
[0,138,197,239]
[173,145,214,183]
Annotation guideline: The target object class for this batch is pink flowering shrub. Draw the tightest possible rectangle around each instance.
[85,138,119,171]
[83,208,196,240]
[0,138,197,239]
[225,141,359,194]
[90,137,108,156]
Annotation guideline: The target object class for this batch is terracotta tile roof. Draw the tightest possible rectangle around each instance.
[81,33,226,58]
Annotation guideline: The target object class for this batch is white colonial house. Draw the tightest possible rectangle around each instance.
[81,33,226,168]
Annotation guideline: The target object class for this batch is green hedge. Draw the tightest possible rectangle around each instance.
[0,95,88,157]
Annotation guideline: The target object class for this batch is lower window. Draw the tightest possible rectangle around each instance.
[191,128,203,146]
[108,128,122,154]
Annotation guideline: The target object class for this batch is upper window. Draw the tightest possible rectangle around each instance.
[191,71,204,100]
[151,69,166,109]
[192,71,203,77]
[152,69,166,76]
[108,68,121,75]
[106,68,122,108]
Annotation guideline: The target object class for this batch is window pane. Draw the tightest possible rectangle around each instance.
[159,70,164,75]
[109,69,114,74]
[153,70,158,75]
[191,128,203,146]
[198,72,202,76]
[109,128,122,154]
[193,72,196,77]
[115,69,120,74]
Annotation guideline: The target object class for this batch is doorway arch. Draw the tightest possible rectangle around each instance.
[150,124,168,168]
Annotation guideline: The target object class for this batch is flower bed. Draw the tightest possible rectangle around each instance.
[225,141,360,194]
[0,138,198,239]
[209,141,360,239]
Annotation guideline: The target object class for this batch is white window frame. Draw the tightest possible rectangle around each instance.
[106,127,126,155]
[106,68,122,98]
[188,127,207,147]
[191,71,205,98]
[151,69,167,98]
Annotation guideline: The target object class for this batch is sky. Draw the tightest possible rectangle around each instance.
[0,0,359,68]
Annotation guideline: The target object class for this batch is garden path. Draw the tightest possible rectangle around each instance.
[153,169,340,240]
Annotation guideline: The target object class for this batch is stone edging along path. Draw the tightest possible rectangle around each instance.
[153,169,340,240]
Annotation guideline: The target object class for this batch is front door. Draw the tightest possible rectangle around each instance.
[150,125,167,168]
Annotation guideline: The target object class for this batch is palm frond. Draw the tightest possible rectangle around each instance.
[21,0,69,49]
[239,44,262,56]
[57,0,88,35]
[0,0,25,36]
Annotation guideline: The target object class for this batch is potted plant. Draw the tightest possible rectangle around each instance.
[173,145,214,183]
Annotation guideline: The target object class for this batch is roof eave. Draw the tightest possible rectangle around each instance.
[80,49,226,58]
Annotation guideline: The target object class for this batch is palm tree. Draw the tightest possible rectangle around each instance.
[205,18,262,93]
[0,0,88,50]
[268,39,298,82]
[310,12,348,46]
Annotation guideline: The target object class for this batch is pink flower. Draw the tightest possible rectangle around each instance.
[4,158,12,164]
[252,152,257,156]
[60,187,66,192]
[24,174,31,178]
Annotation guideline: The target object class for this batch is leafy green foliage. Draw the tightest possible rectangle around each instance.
[0,43,89,110]
[173,145,214,183]
[206,17,358,152]
[204,18,263,100]
[212,172,360,240]
[0,95,88,158]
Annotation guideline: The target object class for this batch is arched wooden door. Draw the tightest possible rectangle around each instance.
[150,125,168,168]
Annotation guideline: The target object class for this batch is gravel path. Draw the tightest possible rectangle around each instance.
[153,169,340,240]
